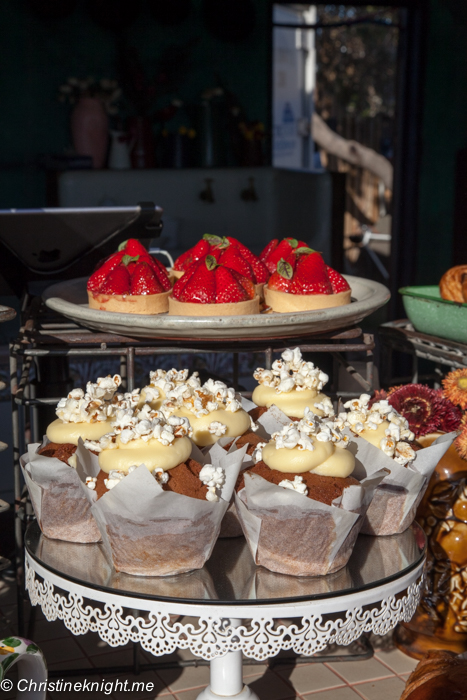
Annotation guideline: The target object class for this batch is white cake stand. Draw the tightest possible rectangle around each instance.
[25,522,425,700]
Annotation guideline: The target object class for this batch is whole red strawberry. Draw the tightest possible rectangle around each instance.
[290,250,333,295]
[326,266,350,294]
[173,256,217,303]
[130,262,164,295]
[261,237,309,274]
[226,237,270,284]
[268,258,295,292]
[99,265,131,295]
[260,239,279,263]
[218,246,256,282]
[174,239,211,271]
[215,266,255,303]
[87,250,125,292]
[121,238,150,257]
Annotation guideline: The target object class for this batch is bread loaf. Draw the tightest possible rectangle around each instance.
[439,265,467,303]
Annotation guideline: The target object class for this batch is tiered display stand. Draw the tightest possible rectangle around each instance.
[10,275,398,689]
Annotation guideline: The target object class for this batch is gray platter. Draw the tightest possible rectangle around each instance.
[43,276,390,341]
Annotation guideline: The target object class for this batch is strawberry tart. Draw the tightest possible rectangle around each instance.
[172,234,269,299]
[251,347,334,420]
[87,238,173,315]
[264,246,351,313]
[169,254,260,316]
[260,237,309,274]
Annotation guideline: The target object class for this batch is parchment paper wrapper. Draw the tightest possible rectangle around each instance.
[348,431,456,536]
[349,527,420,588]
[218,401,291,538]
[36,532,111,581]
[77,440,248,577]
[244,559,353,600]
[108,566,218,599]
[235,468,386,576]
[21,440,101,543]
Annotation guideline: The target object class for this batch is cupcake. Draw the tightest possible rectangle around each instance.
[340,394,455,535]
[21,375,138,544]
[78,420,248,576]
[168,254,260,317]
[140,370,253,447]
[87,238,173,315]
[83,405,194,486]
[251,347,334,420]
[39,375,128,467]
[234,410,383,576]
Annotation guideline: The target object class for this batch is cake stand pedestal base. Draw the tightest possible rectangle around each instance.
[196,629,260,700]
[196,683,259,700]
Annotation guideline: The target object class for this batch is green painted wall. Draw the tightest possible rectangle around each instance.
[416,0,467,283]
[0,0,269,208]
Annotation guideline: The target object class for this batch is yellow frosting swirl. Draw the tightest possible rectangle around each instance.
[172,407,251,447]
[252,385,328,418]
[357,420,390,448]
[262,439,355,478]
[98,435,192,474]
[46,418,114,446]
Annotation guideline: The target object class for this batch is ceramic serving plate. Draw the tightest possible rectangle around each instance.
[400,285,467,343]
[43,276,390,340]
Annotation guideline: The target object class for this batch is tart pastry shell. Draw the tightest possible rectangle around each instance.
[88,289,171,315]
[264,286,351,312]
[168,295,260,316]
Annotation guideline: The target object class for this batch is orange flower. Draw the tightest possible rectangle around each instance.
[443,369,467,410]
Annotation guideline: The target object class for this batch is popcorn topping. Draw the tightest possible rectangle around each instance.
[112,389,140,411]
[342,393,416,466]
[313,396,335,417]
[249,417,259,432]
[153,467,169,485]
[84,410,192,453]
[199,464,226,502]
[253,348,329,394]
[252,442,267,463]
[143,369,243,419]
[271,409,349,451]
[278,475,308,496]
[67,454,77,469]
[104,466,137,490]
[208,421,227,437]
[56,374,123,424]
[85,476,96,490]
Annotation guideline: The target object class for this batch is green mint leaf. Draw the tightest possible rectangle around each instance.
[205,255,218,271]
[118,239,129,252]
[295,247,316,255]
[277,259,293,279]
[121,255,140,266]
[203,234,223,246]
[287,238,298,248]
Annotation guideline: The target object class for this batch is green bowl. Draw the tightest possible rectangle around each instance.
[399,285,467,343]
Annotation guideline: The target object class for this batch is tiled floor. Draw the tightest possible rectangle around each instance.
[0,575,417,700]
